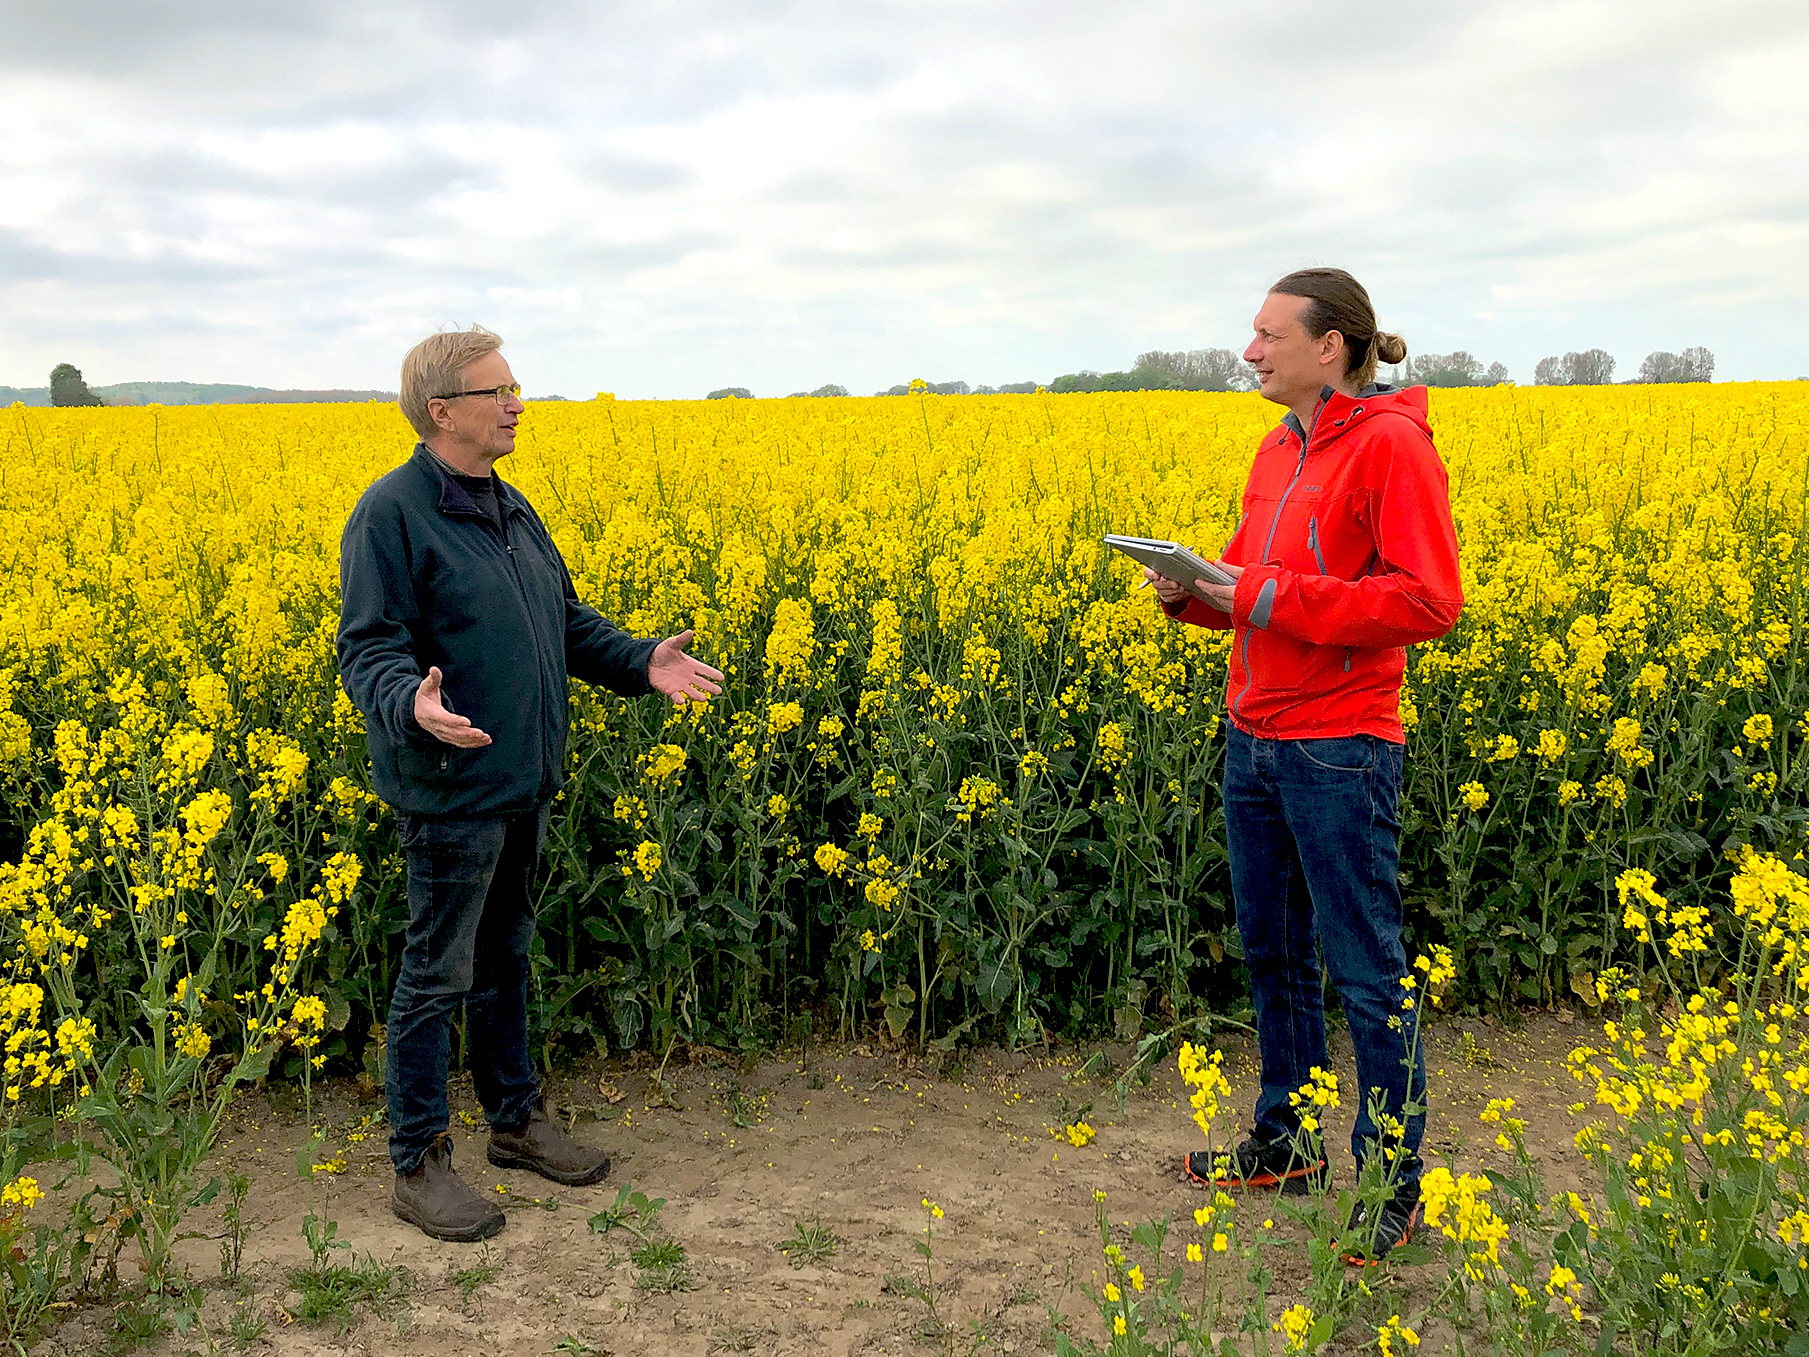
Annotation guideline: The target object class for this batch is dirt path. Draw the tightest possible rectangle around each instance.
[27,1013,1593,1356]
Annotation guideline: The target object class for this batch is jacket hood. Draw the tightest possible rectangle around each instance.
[1273,383,1432,454]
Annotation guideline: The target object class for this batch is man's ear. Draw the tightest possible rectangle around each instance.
[1319,329,1346,371]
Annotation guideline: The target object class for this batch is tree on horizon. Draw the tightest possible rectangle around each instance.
[49,363,102,407]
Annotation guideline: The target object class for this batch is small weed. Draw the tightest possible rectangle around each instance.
[218,1171,252,1281]
[775,1216,838,1268]
[108,1296,170,1350]
[912,1314,950,1343]
[286,1255,410,1329]
[1454,1027,1500,1068]
[228,1301,268,1350]
[450,1241,501,1303]
[722,1080,757,1127]
[586,1182,666,1241]
[629,1237,695,1293]
[550,1339,605,1355]
[707,1324,772,1353]
[629,1236,687,1270]
[881,1271,929,1303]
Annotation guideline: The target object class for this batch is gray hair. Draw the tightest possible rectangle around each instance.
[399,326,503,440]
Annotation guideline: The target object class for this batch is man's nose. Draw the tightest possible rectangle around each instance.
[1243,340,1262,362]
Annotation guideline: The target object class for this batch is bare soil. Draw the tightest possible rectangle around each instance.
[25,1012,1594,1357]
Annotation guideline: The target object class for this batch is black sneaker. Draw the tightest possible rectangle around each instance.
[1183,1134,1329,1195]
[1340,1186,1422,1266]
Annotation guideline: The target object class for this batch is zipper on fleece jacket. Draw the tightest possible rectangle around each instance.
[441,496,553,796]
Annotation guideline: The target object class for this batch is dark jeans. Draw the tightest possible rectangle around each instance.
[387,803,549,1175]
[1223,724,1425,1184]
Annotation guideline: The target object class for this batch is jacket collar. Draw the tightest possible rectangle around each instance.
[411,443,528,520]
[1276,382,1421,452]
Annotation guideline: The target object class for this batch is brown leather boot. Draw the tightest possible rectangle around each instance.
[392,1133,506,1242]
[487,1096,611,1186]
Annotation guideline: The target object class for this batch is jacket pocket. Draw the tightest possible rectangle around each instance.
[1307,516,1328,575]
[396,739,465,788]
[1240,625,1345,700]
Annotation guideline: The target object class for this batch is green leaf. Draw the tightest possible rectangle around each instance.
[229,1042,275,1087]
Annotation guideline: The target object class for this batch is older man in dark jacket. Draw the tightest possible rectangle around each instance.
[338,326,721,1242]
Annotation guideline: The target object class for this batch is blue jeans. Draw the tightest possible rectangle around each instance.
[387,804,549,1175]
[1222,725,1425,1182]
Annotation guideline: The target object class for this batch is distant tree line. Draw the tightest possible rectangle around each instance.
[1531,347,1714,386]
[2,365,398,407]
[1398,352,1510,387]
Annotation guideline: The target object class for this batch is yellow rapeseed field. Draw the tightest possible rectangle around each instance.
[0,384,1804,1070]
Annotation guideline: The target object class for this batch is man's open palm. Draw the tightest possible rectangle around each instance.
[414,666,493,747]
[648,629,724,705]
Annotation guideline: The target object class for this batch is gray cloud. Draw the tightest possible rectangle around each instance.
[1,0,1805,395]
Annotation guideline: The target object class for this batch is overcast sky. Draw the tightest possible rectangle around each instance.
[2,0,1805,397]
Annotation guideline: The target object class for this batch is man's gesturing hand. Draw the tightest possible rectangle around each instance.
[648,629,725,705]
[414,666,493,747]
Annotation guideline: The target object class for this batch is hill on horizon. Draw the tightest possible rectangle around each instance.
[1,381,397,407]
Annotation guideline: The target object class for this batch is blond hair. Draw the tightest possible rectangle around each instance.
[399,326,504,440]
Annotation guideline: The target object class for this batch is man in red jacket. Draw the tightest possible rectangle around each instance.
[1150,268,1463,1264]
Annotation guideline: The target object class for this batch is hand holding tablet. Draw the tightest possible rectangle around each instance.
[1103,535,1238,594]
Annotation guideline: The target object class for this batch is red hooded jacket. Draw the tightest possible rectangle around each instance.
[1163,384,1463,742]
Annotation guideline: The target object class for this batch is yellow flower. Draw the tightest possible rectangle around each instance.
[1377,1313,1420,1355]
[1274,1304,1315,1352]
[632,841,663,880]
[639,743,687,783]
[1743,713,1773,749]
[175,1023,211,1059]
[1,1176,43,1210]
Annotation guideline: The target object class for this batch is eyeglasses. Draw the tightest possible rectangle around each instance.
[430,383,522,405]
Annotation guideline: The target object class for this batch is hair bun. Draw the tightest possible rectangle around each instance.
[1374,331,1407,366]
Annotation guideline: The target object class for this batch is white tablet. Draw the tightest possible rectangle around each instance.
[1103,535,1237,589]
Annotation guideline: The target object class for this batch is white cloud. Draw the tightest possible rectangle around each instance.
[1,0,1805,395]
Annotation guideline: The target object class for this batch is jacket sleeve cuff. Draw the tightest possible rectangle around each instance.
[1161,593,1217,626]
[1232,567,1282,630]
